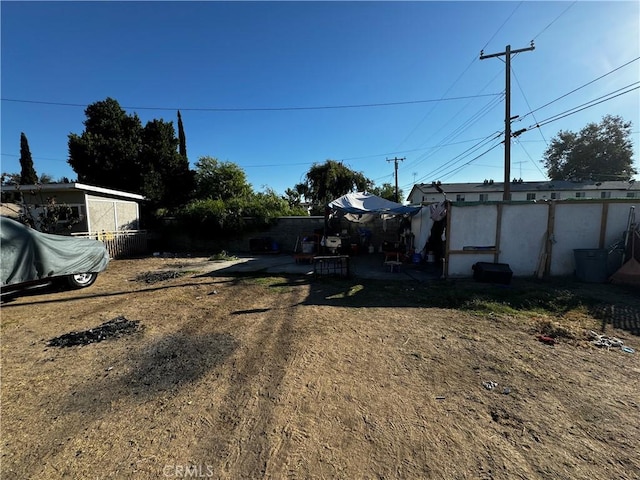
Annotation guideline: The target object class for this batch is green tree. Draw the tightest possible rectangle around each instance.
[38,173,54,184]
[284,187,303,209]
[68,97,143,192]
[296,160,372,213]
[194,156,252,201]
[543,115,636,181]
[1,173,21,186]
[177,110,187,160]
[19,132,38,185]
[139,119,194,209]
[370,182,402,202]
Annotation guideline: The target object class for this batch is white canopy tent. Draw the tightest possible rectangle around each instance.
[327,192,421,224]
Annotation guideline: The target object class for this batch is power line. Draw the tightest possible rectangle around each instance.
[481,1,523,51]
[393,1,523,150]
[515,140,549,179]
[526,82,640,130]
[435,141,505,183]
[532,1,577,41]
[0,93,502,112]
[517,56,640,122]
[510,64,548,147]
[402,131,504,188]
[401,92,505,174]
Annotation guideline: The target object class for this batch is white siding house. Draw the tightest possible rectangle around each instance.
[407,180,639,204]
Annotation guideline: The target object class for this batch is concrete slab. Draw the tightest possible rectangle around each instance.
[198,253,443,282]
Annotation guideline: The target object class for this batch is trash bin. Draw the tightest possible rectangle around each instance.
[573,249,609,283]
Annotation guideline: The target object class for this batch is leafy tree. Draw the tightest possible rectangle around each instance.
[68,97,143,192]
[139,119,194,209]
[543,115,636,181]
[296,160,372,214]
[19,133,38,185]
[370,182,402,202]
[194,156,252,201]
[1,172,21,186]
[177,110,187,160]
[284,187,303,209]
[38,173,54,184]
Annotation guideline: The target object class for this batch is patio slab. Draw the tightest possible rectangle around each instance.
[200,253,443,282]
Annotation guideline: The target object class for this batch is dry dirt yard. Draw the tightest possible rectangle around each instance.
[1,255,639,479]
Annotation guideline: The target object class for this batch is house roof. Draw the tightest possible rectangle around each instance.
[1,182,145,201]
[409,180,639,198]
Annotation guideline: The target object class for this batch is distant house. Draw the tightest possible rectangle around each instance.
[1,182,145,234]
[407,179,639,204]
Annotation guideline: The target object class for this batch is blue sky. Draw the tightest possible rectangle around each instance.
[2,1,639,201]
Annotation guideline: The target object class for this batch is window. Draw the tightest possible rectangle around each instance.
[526,193,536,201]
[627,192,636,198]
[479,194,488,202]
[600,191,611,199]
[456,194,465,202]
[56,205,84,223]
[550,192,559,199]
[575,192,586,198]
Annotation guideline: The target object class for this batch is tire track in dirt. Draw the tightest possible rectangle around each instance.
[196,281,306,479]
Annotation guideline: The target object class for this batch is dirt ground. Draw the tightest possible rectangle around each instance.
[1,256,639,479]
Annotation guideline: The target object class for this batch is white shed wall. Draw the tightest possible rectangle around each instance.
[445,200,637,278]
[550,203,603,276]
[498,203,548,276]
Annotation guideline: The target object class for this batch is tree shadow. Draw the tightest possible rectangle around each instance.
[0,278,234,307]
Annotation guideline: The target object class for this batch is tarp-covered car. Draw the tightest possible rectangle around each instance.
[1,216,110,294]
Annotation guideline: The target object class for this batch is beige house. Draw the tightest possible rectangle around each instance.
[1,182,145,234]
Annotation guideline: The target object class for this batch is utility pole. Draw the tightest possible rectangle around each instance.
[387,157,405,203]
[480,42,534,201]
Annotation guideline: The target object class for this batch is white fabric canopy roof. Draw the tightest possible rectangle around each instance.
[327,192,421,218]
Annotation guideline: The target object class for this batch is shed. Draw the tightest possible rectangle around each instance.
[1,182,145,235]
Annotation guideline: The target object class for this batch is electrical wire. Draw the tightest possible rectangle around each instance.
[517,57,640,123]
[515,140,549,179]
[435,141,505,183]
[400,93,504,175]
[510,64,548,146]
[402,131,504,187]
[393,1,523,150]
[527,82,640,130]
[481,1,523,51]
[532,1,577,41]
[0,94,502,112]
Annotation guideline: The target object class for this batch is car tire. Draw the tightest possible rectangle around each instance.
[67,273,98,289]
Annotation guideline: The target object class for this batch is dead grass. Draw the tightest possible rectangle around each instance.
[1,256,639,479]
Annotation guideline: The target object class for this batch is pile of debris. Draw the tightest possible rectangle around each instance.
[134,271,186,284]
[588,330,634,353]
[47,316,142,348]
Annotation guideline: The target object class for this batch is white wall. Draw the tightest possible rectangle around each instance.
[445,200,637,278]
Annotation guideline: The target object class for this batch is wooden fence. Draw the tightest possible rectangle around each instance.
[73,230,148,259]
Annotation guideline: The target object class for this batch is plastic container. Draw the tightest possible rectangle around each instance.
[573,248,608,283]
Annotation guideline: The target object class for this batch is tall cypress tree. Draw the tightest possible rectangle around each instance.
[19,132,38,184]
[177,110,187,160]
